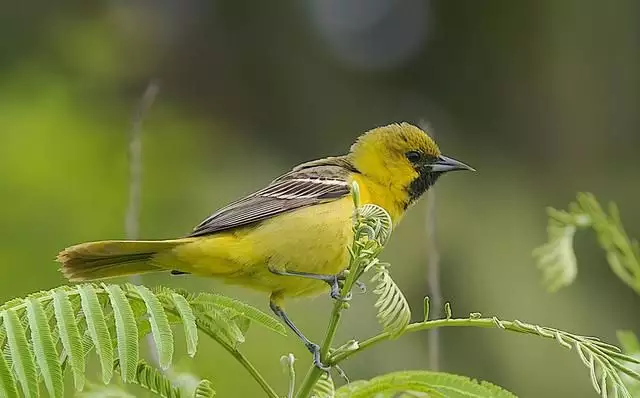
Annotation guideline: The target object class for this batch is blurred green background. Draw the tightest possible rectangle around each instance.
[2,1,640,396]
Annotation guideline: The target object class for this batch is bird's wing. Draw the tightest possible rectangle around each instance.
[189,157,356,237]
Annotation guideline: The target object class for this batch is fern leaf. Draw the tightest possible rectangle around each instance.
[78,284,114,383]
[52,288,83,390]
[311,373,335,398]
[26,298,63,398]
[335,371,517,398]
[194,379,216,398]
[104,284,139,383]
[133,285,174,369]
[170,293,198,358]
[2,309,37,397]
[199,310,245,346]
[370,263,411,337]
[532,210,580,292]
[0,346,17,398]
[133,361,180,398]
[190,294,286,336]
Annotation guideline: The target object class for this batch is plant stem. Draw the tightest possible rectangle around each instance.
[425,188,441,371]
[125,80,161,365]
[196,322,280,398]
[330,317,542,364]
[296,277,354,397]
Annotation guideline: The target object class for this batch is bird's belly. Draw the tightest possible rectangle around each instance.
[171,198,354,298]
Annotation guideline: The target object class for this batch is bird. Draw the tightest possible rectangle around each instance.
[57,122,474,370]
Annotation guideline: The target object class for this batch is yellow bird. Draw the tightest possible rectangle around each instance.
[57,122,473,369]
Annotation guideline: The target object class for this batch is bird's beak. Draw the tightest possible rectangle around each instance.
[430,155,475,173]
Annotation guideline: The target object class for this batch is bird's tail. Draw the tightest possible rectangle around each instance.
[57,239,190,281]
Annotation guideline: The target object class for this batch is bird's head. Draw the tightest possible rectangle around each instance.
[348,122,474,207]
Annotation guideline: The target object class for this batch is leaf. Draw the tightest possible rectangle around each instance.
[0,341,18,397]
[133,361,181,398]
[104,284,139,382]
[311,373,335,398]
[533,193,640,294]
[25,298,63,398]
[52,288,85,391]
[190,294,286,336]
[532,212,580,292]
[133,285,174,369]
[78,284,114,384]
[194,379,216,398]
[335,371,518,398]
[370,263,411,337]
[169,293,198,357]
[616,330,640,395]
[197,310,245,346]
[2,309,37,397]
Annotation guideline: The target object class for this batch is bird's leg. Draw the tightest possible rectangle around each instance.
[269,299,330,371]
[268,268,352,301]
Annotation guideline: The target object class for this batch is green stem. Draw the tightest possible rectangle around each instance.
[198,325,280,398]
[330,317,542,364]
[296,274,356,397]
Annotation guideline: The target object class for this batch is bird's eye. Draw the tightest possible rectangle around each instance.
[405,150,422,163]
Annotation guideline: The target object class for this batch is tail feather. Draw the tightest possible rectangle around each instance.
[57,239,187,281]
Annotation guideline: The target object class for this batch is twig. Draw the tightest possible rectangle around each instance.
[125,81,160,241]
[421,120,442,371]
[126,80,160,364]
[425,189,441,371]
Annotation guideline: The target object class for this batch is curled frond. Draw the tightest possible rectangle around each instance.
[370,263,410,338]
[281,353,296,398]
[356,204,393,246]
[335,370,516,398]
[533,192,640,294]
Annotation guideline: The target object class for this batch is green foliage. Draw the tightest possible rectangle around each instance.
[534,193,640,396]
[533,192,640,293]
[0,283,284,397]
[3,189,637,398]
[370,262,410,338]
[617,331,640,396]
[349,186,410,338]
[334,371,517,398]
[310,373,334,398]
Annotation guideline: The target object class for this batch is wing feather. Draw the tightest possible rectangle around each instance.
[189,158,354,237]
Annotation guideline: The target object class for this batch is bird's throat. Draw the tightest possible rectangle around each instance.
[406,171,440,208]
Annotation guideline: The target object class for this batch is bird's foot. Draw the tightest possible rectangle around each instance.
[328,276,352,302]
[306,342,331,372]
[354,280,366,293]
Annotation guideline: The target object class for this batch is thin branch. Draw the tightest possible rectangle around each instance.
[420,120,442,371]
[199,329,280,398]
[296,277,351,398]
[425,189,441,371]
[125,80,160,241]
[125,81,160,366]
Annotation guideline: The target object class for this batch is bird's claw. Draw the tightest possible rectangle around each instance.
[329,278,352,302]
[330,288,352,302]
[307,342,331,372]
[354,280,366,293]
